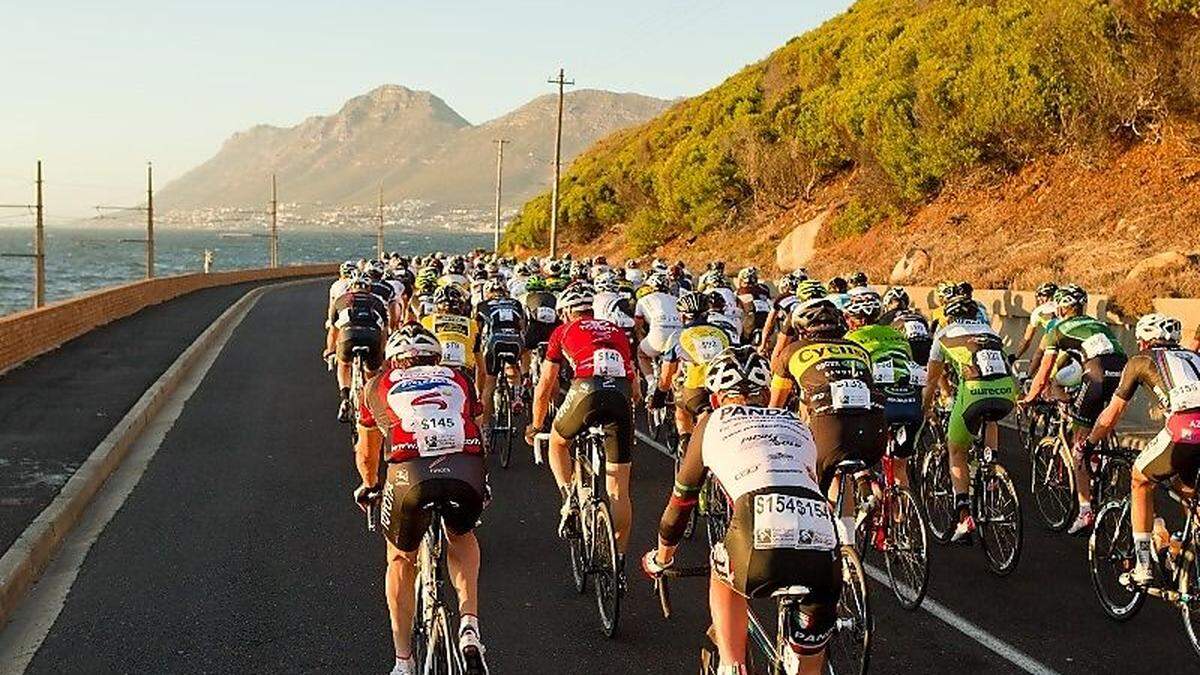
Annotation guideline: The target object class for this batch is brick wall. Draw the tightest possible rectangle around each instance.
[0,264,336,373]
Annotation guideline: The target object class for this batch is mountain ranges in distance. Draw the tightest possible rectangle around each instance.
[156,84,670,211]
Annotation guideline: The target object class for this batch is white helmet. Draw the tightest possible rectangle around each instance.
[556,285,595,312]
[1135,313,1182,344]
[385,324,442,361]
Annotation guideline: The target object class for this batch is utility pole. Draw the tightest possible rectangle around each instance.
[0,160,45,308]
[492,139,509,253]
[269,174,278,268]
[146,162,154,278]
[547,68,573,259]
[377,182,385,259]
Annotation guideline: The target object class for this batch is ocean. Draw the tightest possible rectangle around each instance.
[0,226,491,316]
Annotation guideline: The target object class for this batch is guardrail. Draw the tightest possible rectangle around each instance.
[0,263,336,374]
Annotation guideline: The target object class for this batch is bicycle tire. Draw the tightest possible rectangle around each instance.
[568,500,589,595]
[1094,451,1132,508]
[884,486,930,610]
[977,464,1023,576]
[1180,530,1200,658]
[919,447,955,544]
[1088,500,1145,621]
[497,382,513,469]
[827,546,871,675]
[427,606,459,675]
[592,501,621,638]
[1030,437,1076,532]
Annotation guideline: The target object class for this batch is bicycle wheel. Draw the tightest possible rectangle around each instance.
[568,498,589,595]
[591,501,621,637]
[1095,454,1132,507]
[411,580,429,672]
[977,465,1023,576]
[1180,532,1200,658]
[425,606,460,675]
[1088,500,1144,621]
[884,486,930,610]
[919,446,955,544]
[497,383,513,469]
[827,547,871,675]
[1029,437,1075,531]
[705,481,730,547]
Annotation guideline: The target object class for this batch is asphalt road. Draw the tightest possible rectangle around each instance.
[14,281,1196,673]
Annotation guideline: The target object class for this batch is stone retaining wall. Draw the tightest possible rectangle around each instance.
[0,264,336,374]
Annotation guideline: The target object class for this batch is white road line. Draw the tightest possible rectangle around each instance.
[0,285,274,675]
[633,429,1061,675]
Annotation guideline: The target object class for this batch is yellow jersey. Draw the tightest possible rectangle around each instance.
[421,313,478,370]
[671,325,731,389]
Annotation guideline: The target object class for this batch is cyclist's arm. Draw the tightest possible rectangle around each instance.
[759,311,778,354]
[1022,348,1057,403]
[354,425,382,490]
[658,360,679,394]
[1014,323,1039,361]
[922,360,945,414]
[1189,325,1200,352]
[531,361,561,431]
[655,416,708,560]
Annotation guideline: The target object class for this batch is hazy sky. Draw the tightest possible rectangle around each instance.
[1,1,852,218]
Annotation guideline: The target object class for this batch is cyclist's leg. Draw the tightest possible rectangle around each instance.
[549,380,589,489]
[707,577,749,669]
[385,541,419,662]
[599,384,635,553]
[437,456,486,618]
[382,460,436,663]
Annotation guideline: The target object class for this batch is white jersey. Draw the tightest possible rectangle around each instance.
[625,268,645,287]
[594,291,633,327]
[1029,301,1056,330]
[707,311,742,345]
[507,276,528,299]
[328,278,351,303]
[701,405,822,499]
[635,291,682,350]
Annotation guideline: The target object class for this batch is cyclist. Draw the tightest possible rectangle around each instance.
[593,272,637,346]
[704,289,743,346]
[624,259,645,287]
[1020,283,1126,533]
[769,299,886,542]
[421,285,482,386]
[758,272,800,356]
[650,291,731,453]
[634,272,683,390]
[476,279,527,425]
[325,273,388,422]
[439,256,470,288]
[848,271,869,290]
[929,281,989,334]
[769,279,828,365]
[643,346,839,675]
[1012,282,1059,365]
[1084,314,1200,585]
[354,324,490,675]
[845,290,922,488]
[879,286,932,384]
[826,277,851,310]
[327,260,358,323]
[526,285,639,566]
[521,275,560,384]
[365,260,400,330]
[925,294,1017,543]
[735,266,772,345]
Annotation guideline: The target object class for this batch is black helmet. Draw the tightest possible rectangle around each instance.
[828,276,849,293]
[433,285,466,312]
[704,345,771,395]
[676,290,710,318]
[791,300,847,338]
[848,271,868,288]
[1035,282,1058,300]
[882,286,910,311]
[705,289,727,311]
[944,294,977,320]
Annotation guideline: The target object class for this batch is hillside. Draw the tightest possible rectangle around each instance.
[156,86,668,210]
[503,0,1200,311]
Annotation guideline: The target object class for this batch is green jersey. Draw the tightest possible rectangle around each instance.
[1041,315,1124,365]
[845,323,918,395]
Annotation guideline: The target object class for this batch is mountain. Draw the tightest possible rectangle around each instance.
[502,0,1200,313]
[156,85,669,210]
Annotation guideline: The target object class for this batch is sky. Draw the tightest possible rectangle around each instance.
[0,1,853,219]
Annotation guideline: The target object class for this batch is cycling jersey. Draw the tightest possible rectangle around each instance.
[1117,347,1200,483]
[421,313,479,370]
[667,324,731,389]
[1042,315,1125,365]
[1042,315,1127,426]
[930,301,989,333]
[330,290,388,331]
[358,364,484,462]
[523,290,559,349]
[700,405,826,503]
[845,324,918,396]
[772,338,883,418]
[593,291,632,325]
[635,291,682,355]
[370,280,397,306]
[1028,301,1059,332]
[737,284,773,328]
[887,309,932,368]
[929,321,1017,446]
[476,297,526,339]
[438,273,469,289]
[546,317,634,380]
[507,276,527,299]
[708,311,742,345]
[328,277,351,304]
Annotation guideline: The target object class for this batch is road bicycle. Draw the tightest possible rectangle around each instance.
[490,352,519,469]
[1089,468,1200,658]
[347,345,371,443]
[853,424,929,610]
[563,425,622,637]
[920,415,1023,575]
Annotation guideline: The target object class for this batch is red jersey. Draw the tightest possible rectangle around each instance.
[546,317,634,380]
[359,364,483,462]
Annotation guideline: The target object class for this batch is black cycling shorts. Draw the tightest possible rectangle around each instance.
[553,377,634,464]
[810,410,886,492]
[715,486,839,653]
[483,333,523,376]
[883,398,922,459]
[524,322,557,351]
[675,386,711,418]
[1072,353,1127,428]
[337,327,383,371]
[381,453,486,552]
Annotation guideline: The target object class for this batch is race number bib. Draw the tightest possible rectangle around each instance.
[536,306,557,323]
[904,320,929,339]
[975,350,1007,377]
[593,348,627,377]
[909,363,928,387]
[694,335,725,362]
[872,360,896,384]
[1169,382,1200,413]
[753,298,771,313]
[830,379,870,410]
[441,340,466,366]
[753,494,836,551]
[497,307,516,322]
[1082,332,1116,360]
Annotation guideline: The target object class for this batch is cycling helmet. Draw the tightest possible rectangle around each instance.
[524,274,546,292]
[792,267,810,281]
[848,271,868,288]
[828,277,849,293]
[737,267,759,286]
[777,275,800,295]
[943,294,978,320]
[545,259,564,277]
[791,299,846,338]
[365,260,386,281]
[556,285,594,312]
[882,286,910,311]
[625,259,640,269]
[1035,282,1058,300]
[651,258,669,274]
[676,290,710,317]
[484,278,508,297]
[646,273,671,293]
[433,285,466,312]
[447,257,466,275]
[705,289,727,311]
[339,260,357,277]
[1135,313,1183,344]
[385,323,442,361]
[705,345,771,395]
[1053,284,1087,310]
[595,272,621,293]
[348,272,372,292]
[795,280,828,304]
[707,261,727,274]
[844,290,883,322]
[935,281,956,303]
